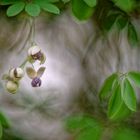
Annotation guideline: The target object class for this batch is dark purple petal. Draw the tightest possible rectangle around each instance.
[31,51,43,60]
[31,77,41,87]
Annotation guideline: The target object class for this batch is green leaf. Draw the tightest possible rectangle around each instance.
[0,123,2,139]
[112,128,140,140]
[117,16,128,30]
[128,24,139,47]
[6,2,25,17]
[76,127,102,140]
[25,3,41,17]
[122,79,136,111]
[65,116,102,140]
[42,3,60,14]
[128,71,140,87]
[108,82,131,120]
[108,85,124,119]
[103,14,118,31]
[0,0,20,5]
[0,111,11,128]
[65,116,100,132]
[83,0,97,7]
[33,0,60,14]
[113,0,136,13]
[72,0,94,20]
[99,73,118,100]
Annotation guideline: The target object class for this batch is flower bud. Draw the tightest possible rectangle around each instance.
[6,81,19,94]
[9,67,24,81]
[28,45,46,64]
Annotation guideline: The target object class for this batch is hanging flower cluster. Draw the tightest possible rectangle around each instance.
[2,45,46,94]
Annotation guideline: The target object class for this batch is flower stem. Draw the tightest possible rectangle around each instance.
[20,58,29,68]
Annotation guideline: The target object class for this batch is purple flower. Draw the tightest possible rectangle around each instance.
[31,77,41,87]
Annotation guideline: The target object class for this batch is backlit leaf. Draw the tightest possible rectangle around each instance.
[72,0,94,20]
[128,71,140,87]
[6,2,25,17]
[122,79,136,111]
[25,3,41,17]
[99,73,118,100]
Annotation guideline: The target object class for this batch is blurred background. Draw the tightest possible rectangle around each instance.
[0,1,140,140]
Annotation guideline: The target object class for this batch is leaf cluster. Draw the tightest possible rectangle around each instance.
[99,71,140,120]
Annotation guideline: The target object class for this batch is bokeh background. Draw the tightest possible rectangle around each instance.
[0,4,140,140]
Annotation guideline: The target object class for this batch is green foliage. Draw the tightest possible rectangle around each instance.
[121,78,136,111]
[7,2,25,17]
[25,3,40,17]
[112,0,136,13]
[112,128,140,140]
[34,0,60,14]
[0,123,2,139]
[83,0,97,7]
[0,111,11,139]
[0,111,11,128]
[116,15,128,30]
[103,13,119,31]
[128,71,140,87]
[0,0,61,17]
[65,115,102,140]
[71,0,95,20]
[99,73,118,100]
[100,71,140,120]
[127,23,139,47]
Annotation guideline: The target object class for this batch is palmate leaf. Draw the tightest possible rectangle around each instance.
[25,3,41,17]
[6,2,25,17]
[83,0,97,7]
[122,79,136,111]
[99,73,118,100]
[72,0,94,20]
[128,71,140,87]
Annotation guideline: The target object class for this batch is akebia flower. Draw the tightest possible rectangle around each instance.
[6,81,19,94]
[26,66,46,87]
[28,45,46,64]
[9,67,24,81]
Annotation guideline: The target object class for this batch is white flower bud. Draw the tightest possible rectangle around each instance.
[28,45,41,56]
[6,81,19,94]
[9,67,24,80]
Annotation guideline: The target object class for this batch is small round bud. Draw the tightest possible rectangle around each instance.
[6,81,19,94]
[31,77,41,87]
[28,46,41,56]
[9,67,24,81]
